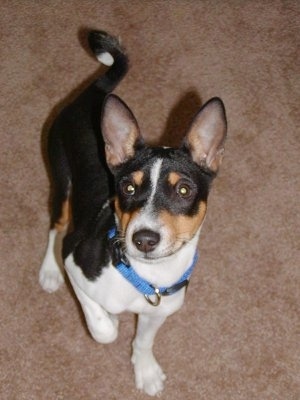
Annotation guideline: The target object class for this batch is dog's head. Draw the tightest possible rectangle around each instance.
[101,95,227,261]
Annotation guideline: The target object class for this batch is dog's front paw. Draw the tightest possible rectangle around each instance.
[132,349,166,396]
[39,261,64,293]
[87,313,119,344]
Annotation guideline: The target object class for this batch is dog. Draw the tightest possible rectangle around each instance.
[39,30,227,396]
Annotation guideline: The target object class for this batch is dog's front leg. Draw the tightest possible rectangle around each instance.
[132,313,167,396]
[67,273,119,344]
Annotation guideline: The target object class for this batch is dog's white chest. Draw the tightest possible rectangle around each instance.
[65,253,185,316]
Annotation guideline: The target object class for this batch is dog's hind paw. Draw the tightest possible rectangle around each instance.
[132,350,166,396]
[39,262,64,293]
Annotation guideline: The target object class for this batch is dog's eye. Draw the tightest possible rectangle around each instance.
[122,182,136,196]
[176,183,192,198]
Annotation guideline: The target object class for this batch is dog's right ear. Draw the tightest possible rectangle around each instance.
[101,94,142,168]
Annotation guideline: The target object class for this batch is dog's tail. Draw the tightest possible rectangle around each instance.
[88,30,129,93]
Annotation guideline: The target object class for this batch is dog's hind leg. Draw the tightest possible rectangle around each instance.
[39,195,70,292]
[132,314,167,396]
[40,126,71,293]
[39,227,65,293]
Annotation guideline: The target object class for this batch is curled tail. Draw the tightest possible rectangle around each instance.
[88,30,129,93]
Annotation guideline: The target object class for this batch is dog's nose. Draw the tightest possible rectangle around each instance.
[132,229,160,253]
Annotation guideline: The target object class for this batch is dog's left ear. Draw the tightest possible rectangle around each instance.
[183,97,227,172]
[101,94,142,168]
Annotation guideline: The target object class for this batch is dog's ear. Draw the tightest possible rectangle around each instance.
[183,97,227,172]
[101,94,141,168]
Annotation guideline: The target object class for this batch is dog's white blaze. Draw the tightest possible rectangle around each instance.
[125,159,163,255]
[148,158,163,207]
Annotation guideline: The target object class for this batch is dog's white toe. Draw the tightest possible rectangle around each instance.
[132,350,166,396]
[39,229,64,292]
[39,262,64,293]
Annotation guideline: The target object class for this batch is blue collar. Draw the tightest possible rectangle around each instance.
[108,227,198,306]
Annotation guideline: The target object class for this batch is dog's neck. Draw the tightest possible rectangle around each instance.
[124,227,202,288]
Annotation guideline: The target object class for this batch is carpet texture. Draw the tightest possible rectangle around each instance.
[1,1,299,399]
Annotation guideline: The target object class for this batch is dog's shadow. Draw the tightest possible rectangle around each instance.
[159,90,203,147]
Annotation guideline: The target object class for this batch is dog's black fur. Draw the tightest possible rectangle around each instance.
[47,30,226,281]
[47,32,128,279]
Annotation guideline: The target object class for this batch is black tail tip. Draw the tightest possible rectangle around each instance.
[87,30,123,58]
[88,30,109,51]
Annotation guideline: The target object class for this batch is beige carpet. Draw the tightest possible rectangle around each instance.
[1,1,299,399]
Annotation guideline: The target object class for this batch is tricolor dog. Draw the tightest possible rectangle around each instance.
[39,30,227,396]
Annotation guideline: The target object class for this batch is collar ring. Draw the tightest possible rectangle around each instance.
[144,287,161,307]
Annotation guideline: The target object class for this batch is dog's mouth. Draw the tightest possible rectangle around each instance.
[125,237,189,263]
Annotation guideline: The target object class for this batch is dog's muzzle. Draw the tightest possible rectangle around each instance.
[132,229,160,253]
